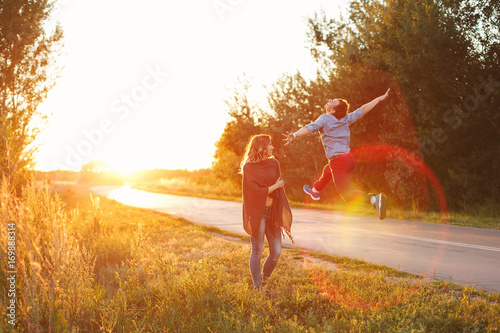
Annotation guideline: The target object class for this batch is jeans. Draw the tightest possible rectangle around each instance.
[312,154,371,203]
[313,154,356,195]
[249,207,282,290]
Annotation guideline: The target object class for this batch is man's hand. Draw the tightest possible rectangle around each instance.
[380,88,390,102]
[282,131,294,147]
[282,127,310,146]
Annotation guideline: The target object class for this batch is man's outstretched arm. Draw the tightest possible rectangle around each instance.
[282,127,310,146]
[359,88,390,115]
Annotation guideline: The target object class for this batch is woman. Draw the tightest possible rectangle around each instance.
[241,134,293,291]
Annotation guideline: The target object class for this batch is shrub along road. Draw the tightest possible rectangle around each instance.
[91,185,500,294]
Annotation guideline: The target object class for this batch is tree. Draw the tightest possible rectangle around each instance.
[78,160,123,185]
[0,0,63,190]
[306,0,500,209]
[212,76,264,185]
[264,67,425,206]
[264,72,336,201]
[214,0,498,210]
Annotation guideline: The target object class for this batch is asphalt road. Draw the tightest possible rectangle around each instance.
[91,185,500,294]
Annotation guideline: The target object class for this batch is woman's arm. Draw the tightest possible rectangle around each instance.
[268,177,284,194]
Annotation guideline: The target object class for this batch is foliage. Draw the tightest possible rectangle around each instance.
[213,0,500,211]
[77,160,123,185]
[126,168,204,183]
[264,73,330,200]
[306,0,500,208]
[264,69,428,206]
[0,0,64,191]
[0,179,97,332]
[212,76,264,186]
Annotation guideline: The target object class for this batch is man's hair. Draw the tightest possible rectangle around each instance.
[333,99,349,119]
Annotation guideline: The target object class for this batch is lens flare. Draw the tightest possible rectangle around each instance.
[301,143,449,310]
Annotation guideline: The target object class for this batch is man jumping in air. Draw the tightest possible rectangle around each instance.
[282,89,390,220]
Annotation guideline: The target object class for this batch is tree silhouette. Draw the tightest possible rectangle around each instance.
[0,0,63,191]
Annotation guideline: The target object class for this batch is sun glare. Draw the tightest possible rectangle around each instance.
[98,147,212,176]
[102,157,149,177]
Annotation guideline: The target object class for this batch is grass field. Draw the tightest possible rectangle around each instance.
[1,181,499,332]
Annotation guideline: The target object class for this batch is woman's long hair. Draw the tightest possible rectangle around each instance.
[240,134,272,173]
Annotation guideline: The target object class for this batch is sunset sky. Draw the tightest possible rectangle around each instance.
[34,0,347,173]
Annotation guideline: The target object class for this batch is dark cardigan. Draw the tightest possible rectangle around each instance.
[242,158,293,243]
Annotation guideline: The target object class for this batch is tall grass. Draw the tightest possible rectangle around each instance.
[0,179,97,332]
[1,181,499,332]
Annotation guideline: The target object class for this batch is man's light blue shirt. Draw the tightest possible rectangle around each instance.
[305,108,365,159]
